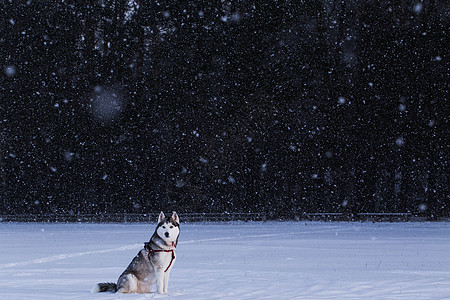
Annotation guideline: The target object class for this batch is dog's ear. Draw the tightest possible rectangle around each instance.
[158,211,165,223]
[171,211,179,224]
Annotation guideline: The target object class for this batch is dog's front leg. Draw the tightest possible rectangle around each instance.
[155,268,165,294]
[163,270,171,294]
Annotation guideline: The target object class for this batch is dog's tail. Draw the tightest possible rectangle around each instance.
[91,282,117,293]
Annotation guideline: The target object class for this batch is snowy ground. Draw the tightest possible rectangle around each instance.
[0,221,449,299]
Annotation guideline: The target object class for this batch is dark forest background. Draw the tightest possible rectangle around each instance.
[1,1,448,220]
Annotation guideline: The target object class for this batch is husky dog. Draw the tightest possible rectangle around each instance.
[92,212,180,294]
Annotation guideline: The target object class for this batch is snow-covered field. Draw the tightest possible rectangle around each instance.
[0,221,449,299]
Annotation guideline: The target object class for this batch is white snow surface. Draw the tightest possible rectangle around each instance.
[0,221,449,299]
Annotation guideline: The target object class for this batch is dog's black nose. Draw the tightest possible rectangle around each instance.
[165,232,170,237]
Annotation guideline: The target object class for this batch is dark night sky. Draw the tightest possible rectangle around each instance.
[1,1,448,219]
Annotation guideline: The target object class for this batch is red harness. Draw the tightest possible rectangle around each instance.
[147,243,176,273]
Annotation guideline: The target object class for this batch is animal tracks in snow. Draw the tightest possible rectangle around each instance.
[0,233,280,270]
[0,244,142,269]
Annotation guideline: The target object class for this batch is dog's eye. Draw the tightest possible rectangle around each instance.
[170,225,173,229]
[162,226,166,229]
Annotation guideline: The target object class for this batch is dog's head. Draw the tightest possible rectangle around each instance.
[156,211,180,245]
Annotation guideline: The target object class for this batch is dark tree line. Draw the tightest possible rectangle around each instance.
[1,1,448,219]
